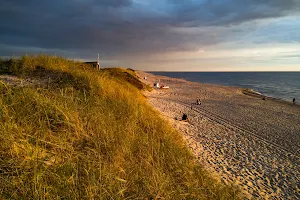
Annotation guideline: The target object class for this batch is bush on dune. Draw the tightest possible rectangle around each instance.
[0,55,240,199]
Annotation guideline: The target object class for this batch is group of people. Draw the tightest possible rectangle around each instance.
[185,98,203,120]
[184,97,296,122]
[183,96,297,123]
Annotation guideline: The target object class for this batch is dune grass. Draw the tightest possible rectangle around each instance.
[0,55,240,199]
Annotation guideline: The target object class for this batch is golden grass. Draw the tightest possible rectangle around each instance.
[0,55,241,199]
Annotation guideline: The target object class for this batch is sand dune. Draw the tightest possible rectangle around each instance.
[138,71,300,199]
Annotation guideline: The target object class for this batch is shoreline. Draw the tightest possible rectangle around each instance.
[242,88,300,108]
[138,71,300,199]
[148,72,299,106]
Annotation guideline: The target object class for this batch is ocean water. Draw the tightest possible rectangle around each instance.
[150,72,300,102]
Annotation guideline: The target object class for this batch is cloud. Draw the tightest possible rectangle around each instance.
[168,0,300,26]
[0,0,299,61]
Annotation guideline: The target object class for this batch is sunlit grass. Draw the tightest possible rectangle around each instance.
[0,55,241,199]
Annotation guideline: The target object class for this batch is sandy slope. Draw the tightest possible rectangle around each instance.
[138,71,300,199]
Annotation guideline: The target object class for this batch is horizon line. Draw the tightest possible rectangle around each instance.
[144,70,300,72]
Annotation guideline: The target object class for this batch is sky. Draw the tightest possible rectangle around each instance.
[0,0,300,71]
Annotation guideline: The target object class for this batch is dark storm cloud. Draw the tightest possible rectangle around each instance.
[0,0,299,59]
[168,0,300,26]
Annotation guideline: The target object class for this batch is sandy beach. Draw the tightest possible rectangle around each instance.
[138,71,300,199]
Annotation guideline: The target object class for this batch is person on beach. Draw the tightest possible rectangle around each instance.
[293,98,295,104]
[197,98,201,105]
[182,113,188,121]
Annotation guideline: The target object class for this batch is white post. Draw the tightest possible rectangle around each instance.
[97,53,101,70]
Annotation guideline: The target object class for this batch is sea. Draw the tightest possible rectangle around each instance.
[150,72,300,102]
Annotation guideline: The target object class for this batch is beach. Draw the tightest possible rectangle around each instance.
[138,71,300,199]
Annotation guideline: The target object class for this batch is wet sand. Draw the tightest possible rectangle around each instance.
[138,71,300,199]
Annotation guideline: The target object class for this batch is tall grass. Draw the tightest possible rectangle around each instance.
[0,55,240,199]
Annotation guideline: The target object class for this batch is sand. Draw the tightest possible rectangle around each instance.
[138,72,300,199]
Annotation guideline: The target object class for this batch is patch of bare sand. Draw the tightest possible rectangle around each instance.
[0,74,50,87]
[139,71,300,200]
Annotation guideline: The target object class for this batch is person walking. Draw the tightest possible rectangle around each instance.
[293,98,295,104]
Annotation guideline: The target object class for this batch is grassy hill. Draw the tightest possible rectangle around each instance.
[0,55,240,199]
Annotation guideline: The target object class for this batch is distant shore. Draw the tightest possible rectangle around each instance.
[138,71,300,199]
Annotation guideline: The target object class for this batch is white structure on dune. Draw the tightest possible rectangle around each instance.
[154,79,160,88]
[97,53,101,70]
